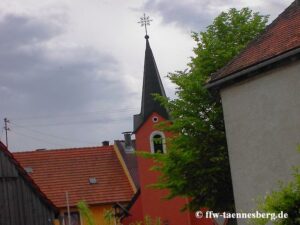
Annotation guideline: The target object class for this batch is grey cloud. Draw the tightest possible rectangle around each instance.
[0,14,60,49]
[142,0,231,31]
[0,13,126,122]
[0,12,133,150]
[142,0,290,31]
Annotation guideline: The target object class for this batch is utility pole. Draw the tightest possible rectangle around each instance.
[4,118,10,148]
[66,192,71,225]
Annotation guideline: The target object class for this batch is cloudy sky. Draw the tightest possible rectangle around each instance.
[0,0,293,151]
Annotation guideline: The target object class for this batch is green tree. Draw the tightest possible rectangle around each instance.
[150,8,268,212]
[104,209,114,225]
[252,168,300,225]
[251,149,300,225]
[129,215,162,225]
[77,201,95,225]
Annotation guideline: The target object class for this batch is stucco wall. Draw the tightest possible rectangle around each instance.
[89,205,115,225]
[220,60,300,219]
[60,204,115,225]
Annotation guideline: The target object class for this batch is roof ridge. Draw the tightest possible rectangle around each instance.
[13,145,114,153]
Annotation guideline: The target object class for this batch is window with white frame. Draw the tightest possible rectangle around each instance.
[150,131,166,154]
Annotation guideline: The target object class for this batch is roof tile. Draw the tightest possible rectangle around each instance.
[210,0,300,83]
[13,146,134,208]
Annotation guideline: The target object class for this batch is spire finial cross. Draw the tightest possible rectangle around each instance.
[138,13,152,37]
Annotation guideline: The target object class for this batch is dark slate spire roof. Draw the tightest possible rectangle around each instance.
[133,35,170,132]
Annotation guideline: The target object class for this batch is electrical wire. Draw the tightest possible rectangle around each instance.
[12,130,69,148]
[3,106,136,149]
[9,116,130,128]
[9,107,139,121]
[10,122,97,146]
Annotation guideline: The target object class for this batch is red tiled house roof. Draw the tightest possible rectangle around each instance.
[13,146,134,208]
[208,0,300,86]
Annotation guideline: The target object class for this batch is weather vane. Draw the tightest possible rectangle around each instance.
[138,13,152,37]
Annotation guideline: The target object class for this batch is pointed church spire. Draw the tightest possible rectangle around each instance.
[133,35,170,132]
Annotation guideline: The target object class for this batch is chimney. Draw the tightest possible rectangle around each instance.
[122,131,134,152]
[102,140,109,146]
[123,132,132,148]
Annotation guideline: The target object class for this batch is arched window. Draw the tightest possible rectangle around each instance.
[150,131,166,154]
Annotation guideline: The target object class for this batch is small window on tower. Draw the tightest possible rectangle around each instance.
[152,116,159,123]
[152,134,164,154]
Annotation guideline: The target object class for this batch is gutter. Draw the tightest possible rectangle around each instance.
[205,47,300,90]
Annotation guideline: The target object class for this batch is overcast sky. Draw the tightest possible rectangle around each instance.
[0,0,293,151]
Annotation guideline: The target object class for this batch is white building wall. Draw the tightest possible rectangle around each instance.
[220,60,300,223]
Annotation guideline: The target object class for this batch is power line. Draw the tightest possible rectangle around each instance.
[9,116,130,128]
[10,122,97,146]
[11,130,70,148]
[4,106,137,149]
[4,118,10,148]
[9,107,139,121]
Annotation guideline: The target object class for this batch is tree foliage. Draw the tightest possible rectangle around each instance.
[252,166,300,225]
[129,215,162,225]
[150,8,268,212]
[77,201,95,225]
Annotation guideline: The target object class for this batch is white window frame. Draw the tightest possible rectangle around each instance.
[150,131,166,154]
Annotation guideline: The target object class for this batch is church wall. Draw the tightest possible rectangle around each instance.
[134,112,192,225]
[122,194,143,225]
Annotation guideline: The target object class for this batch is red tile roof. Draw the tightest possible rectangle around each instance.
[209,0,300,83]
[13,146,134,208]
[0,141,58,212]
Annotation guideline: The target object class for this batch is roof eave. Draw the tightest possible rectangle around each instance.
[133,111,170,134]
[0,142,59,214]
[206,47,300,90]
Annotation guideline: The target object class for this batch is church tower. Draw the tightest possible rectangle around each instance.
[133,34,170,134]
[133,34,170,155]
[122,15,213,225]
[131,34,193,225]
